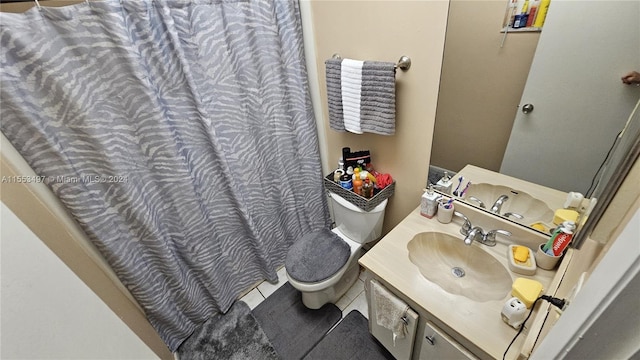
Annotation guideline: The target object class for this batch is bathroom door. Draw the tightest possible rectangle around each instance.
[500,1,640,194]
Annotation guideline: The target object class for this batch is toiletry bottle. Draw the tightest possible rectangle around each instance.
[525,0,538,27]
[342,147,351,169]
[338,159,352,191]
[507,0,518,27]
[339,171,352,191]
[353,168,363,195]
[514,0,529,28]
[333,157,344,182]
[421,185,440,219]
[436,171,453,194]
[362,178,373,198]
[532,0,550,27]
[550,221,575,256]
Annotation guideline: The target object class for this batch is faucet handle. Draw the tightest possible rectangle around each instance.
[482,229,512,246]
[454,211,472,235]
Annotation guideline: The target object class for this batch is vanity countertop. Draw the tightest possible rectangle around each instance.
[359,206,570,359]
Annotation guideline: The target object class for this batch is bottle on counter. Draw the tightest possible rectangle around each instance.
[421,185,440,219]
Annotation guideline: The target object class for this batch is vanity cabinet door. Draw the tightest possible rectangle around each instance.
[418,321,477,360]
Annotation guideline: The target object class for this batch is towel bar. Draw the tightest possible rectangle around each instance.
[331,53,411,71]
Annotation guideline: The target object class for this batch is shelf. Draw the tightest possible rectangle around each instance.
[500,26,542,33]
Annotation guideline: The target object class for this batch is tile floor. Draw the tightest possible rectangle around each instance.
[240,266,369,320]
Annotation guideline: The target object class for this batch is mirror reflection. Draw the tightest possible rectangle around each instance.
[428,0,640,236]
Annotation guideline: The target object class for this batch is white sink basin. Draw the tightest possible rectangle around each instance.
[464,183,554,227]
[407,232,512,302]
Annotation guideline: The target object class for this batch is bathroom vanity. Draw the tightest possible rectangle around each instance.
[359,200,571,360]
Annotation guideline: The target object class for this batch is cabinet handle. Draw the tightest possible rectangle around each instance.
[425,335,435,346]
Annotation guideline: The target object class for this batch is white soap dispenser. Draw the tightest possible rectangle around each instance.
[435,171,453,194]
[421,185,440,219]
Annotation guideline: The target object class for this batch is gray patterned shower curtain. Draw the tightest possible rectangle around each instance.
[0,0,328,350]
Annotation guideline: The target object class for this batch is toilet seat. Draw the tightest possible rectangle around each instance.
[285,189,387,309]
[286,229,361,292]
[285,228,350,283]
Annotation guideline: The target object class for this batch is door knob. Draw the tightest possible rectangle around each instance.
[522,104,534,114]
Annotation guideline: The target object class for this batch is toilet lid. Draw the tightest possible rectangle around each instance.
[285,228,350,283]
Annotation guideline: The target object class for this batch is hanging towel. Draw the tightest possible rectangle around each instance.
[360,61,396,135]
[341,59,364,134]
[371,279,409,346]
[325,58,345,131]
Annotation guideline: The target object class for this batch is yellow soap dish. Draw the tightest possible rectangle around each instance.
[507,245,536,275]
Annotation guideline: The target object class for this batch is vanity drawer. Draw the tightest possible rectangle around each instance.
[419,321,478,360]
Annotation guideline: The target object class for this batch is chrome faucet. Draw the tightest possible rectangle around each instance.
[490,195,509,213]
[454,211,472,236]
[503,212,524,220]
[453,211,511,246]
[482,229,512,246]
[464,226,485,245]
[468,196,486,209]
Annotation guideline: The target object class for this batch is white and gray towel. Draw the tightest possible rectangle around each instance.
[325,58,345,131]
[341,59,365,134]
[325,58,397,135]
[371,279,409,345]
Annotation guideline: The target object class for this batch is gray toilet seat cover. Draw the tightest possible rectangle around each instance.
[285,228,351,283]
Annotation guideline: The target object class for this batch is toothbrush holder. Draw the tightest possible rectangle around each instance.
[437,199,454,224]
[535,243,563,270]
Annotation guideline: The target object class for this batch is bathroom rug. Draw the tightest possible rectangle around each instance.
[176,301,278,360]
[252,282,341,359]
[303,310,394,360]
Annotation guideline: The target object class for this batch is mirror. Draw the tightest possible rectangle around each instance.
[428,0,640,238]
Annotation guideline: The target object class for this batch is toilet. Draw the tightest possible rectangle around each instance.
[285,191,388,309]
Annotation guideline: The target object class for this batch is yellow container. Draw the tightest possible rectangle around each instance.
[533,0,550,27]
[511,278,543,308]
[553,208,579,225]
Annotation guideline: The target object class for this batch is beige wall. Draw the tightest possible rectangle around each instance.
[1,203,159,359]
[431,0,540,173]
[0,0,81,12]
[309,0,450,234]
[0,139,173,360]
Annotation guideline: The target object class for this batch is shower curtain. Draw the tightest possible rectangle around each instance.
[0,0,328,351]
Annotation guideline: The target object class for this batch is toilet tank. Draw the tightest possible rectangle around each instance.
[328,191,388,244]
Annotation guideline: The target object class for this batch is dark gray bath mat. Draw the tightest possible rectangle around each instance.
[304,310,395,360]
[177,301,278,360]
[252,282,342,359]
